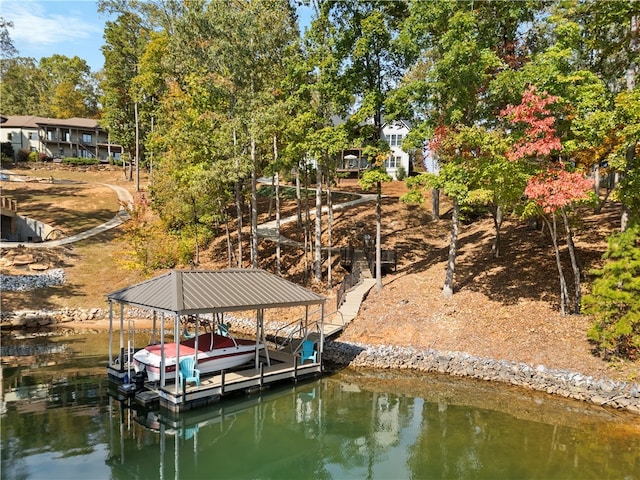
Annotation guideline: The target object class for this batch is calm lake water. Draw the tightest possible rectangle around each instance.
[1,333,639,480]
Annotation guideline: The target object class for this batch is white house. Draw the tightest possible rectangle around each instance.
[334,119,414,180]
[381,120,413,179]
[0,115,123,162]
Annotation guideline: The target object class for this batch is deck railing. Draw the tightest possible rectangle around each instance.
[0,196,17,212]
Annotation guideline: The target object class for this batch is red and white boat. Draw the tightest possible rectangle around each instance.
[133,331,263,382]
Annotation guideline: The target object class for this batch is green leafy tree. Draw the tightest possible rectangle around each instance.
[583,225,640,360]
[39,55,99,117]
[610,88,640,228]
[101,11,151,181]
[0,57,44,115]
[395,3,505,297]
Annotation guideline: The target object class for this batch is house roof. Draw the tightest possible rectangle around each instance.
[0,115,102,130]
[0,115,41,128]
[106,269,326,315]
[35,117,101,129]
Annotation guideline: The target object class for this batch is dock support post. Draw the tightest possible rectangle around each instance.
[221,370,226,395]
[259,363,264,388]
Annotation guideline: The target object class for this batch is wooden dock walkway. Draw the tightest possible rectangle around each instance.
[319,249,376,339]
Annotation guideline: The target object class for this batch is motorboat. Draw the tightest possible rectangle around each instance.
[133,331,262,382]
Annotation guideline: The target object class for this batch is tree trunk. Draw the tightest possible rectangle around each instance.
[491,204,503,259]
[235,180,243,268]
[191,196,199,266]
[561,208,582,314]
[234,128,242,268]
[442,197,459,298]
[314,164,323,282]
[431,188,440,221]
[375,180,382,291]
[134,101,140,193]
[274,135,281,275]
[225,216,234,268]
[304,165,311,281]
[593,163,602,214]
[268,175,274,220]
[250,136,258,269]
[296,165,303,228]
[543,214,570,316]
[621,141,637,232]
[327,172,333,288]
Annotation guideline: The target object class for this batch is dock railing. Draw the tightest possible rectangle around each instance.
[337,261,362,310]
[271,306,324,352]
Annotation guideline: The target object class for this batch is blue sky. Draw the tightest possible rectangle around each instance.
[1,0,111,71]
[1,0,313,73]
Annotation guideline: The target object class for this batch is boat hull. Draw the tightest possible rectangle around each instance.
[133,332,262,383]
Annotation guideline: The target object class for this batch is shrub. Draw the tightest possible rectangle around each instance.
[396,164,407,181]
[16,149,30,162]
[583,225,640,360]
[28,150,39,162]
[1,142,14,159]
[61,157,100,166]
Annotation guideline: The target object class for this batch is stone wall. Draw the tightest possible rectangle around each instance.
[2,308,107,329]
[323,340,640,415]
[1,269,65,291]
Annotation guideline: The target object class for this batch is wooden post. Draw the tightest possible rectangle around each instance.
[259,363,264,388]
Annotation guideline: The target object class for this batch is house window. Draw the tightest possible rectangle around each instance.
[82,133,92,143]
[385,155,401,169]
[7,133,12,140]
[29,132,38,140]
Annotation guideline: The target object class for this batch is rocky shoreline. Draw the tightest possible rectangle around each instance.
[2,307,639,415]
[323,340,640,415]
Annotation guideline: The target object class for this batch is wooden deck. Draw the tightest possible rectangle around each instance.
[109,348,322,412]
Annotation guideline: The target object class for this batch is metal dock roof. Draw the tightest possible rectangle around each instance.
[106,268,326,315]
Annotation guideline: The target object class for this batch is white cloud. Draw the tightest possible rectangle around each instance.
[3,0,101,47]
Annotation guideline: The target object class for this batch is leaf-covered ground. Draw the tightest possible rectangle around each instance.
[315,180,638,383]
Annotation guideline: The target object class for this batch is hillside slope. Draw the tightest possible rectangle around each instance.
[1,167,637,382]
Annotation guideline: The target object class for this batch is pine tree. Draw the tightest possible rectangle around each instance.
[583,225,640,360]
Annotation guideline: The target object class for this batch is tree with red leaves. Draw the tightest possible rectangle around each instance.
[525,167,593,315]
[500,85,563,162]
[502,85,593,315]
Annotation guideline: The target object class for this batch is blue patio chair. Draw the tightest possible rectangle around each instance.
[178,356,200,388]
[300,340,317,365]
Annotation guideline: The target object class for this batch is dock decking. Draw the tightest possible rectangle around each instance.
[109,348,322,412]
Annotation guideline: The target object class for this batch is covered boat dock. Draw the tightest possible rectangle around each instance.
[106,268,326,412]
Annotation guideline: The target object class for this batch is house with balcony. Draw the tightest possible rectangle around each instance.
[0,115,123,162]
[335,119,414,180]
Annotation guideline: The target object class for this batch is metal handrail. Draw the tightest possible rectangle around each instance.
[337,261,362,309]
[272,306,324,351]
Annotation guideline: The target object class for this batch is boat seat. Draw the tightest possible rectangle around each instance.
[179,356,200,388]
